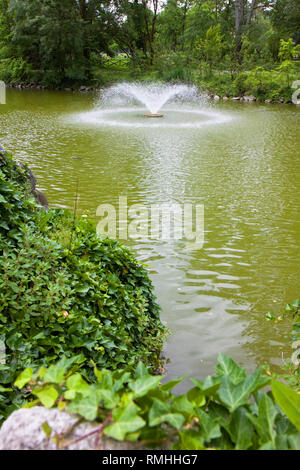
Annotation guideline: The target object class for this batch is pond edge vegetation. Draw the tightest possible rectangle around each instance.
[0,148,300,449]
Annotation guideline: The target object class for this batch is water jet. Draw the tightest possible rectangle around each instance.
[74,82,233,128]
[102,83,198,116]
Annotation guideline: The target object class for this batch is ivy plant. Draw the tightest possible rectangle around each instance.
[0,152,167,422]
[10,354,300,450]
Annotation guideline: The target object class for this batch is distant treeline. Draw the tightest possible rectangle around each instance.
[0,0,299,86]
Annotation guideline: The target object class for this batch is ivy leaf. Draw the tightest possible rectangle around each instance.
[149,398,185,429]
[173,430,206,450]
[160,376,185,393]
[134,361,149,379]
[104,402,145,440]
[246,394,277,446]
[218,369,262,412]
[129,375,163,398]
[225,407,254,450]
[259,441,276,450]
[112,371,131,392]
[0,386,12,392]
[288,434,300,450]
[215,354,246,384]
[66,373,91,396]
[196,408,221,441]
[14,367,33,388]
[67,392,100,421]
[190,375,220,397]
[272,380,300,430]
[95,388,120,409]
[44,365,66,384]
[42,421,52,439]
[33,385,58,408]
[186,387,206,407]
[172,394,195,418]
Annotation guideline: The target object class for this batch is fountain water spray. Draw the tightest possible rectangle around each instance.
[101,82,199,117]
[72,82,232,129]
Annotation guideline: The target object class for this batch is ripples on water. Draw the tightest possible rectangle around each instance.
[1,89,300,389]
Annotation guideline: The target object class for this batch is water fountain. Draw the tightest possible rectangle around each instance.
[102,82,198,118]
[71,82,233,129]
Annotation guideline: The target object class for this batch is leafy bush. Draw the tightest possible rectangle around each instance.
[266,299,300,391]
[0,57,32,83]
[0,152,167,421]
[9,354,300,450]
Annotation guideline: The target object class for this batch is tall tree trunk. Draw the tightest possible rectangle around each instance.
[141,0,157,65]
[181,0,188,51]
[78,0,90,77]
[246,0,256,25]
[235,0,244,63]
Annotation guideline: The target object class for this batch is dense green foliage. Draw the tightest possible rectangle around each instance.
[10,353,300,449]
[0,0,299,100]
[0,151,167,422]
[266,299,300,391]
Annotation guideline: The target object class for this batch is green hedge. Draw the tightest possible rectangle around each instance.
[0,151,167,421]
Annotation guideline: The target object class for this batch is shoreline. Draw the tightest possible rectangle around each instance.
[5,81,300,107]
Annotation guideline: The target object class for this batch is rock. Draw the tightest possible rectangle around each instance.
[0,143,7,157]
[214,95,220,101]
[64,88,72,92]
[223,96,229,101]
[265,99,272,103]
[231,97,241,101]
[0,407,145,450]
[243,95,256,102]
[16,159,49,211]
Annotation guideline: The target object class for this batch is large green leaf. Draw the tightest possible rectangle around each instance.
[149,398,185,429]
[288,434,300,450]
[218,369,262,412]
[95,387,120,409]
[43,365,67,385]
[65,373,91,397]
[225,407,254,450]
[190,375,220,396]
[129,375,163,398]
[104,402,145,440]
[33,385,58,408]
[173,430,206,450]
[246,394,277,446]
[14,367,33,389]
[172,394,195,418]
[215,354,247,384]
[272,380,300,431]
[160,376,185,392]
[196,408,221,441]
[67,392,100,421]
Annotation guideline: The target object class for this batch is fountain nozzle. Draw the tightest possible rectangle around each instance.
[144,113,164,118]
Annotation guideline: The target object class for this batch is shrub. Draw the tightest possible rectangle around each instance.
[0,57,32,83]
[0,152,167,421]
[9,353,300,450]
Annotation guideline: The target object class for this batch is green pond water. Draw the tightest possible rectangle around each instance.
[1,88,300,388]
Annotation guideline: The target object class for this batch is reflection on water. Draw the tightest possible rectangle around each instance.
[1,89,300,389]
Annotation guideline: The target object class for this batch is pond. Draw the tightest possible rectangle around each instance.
[1,88,300,389]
